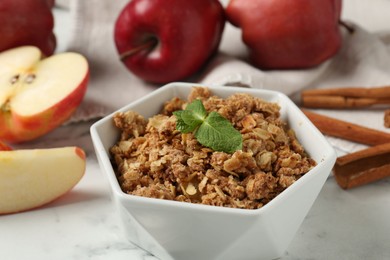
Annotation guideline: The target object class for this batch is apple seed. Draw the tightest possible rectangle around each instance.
[25,73,36,84]
[9,73,36,85]
[10,74,20,84]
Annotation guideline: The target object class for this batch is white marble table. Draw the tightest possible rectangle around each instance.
[1,120,389,259]
[1,2,390,259]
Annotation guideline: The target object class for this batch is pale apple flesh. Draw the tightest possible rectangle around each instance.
[0,146,86,215]
[0,46,89,143]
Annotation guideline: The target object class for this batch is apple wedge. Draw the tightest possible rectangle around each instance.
[0,146,86,215]
[0,46,89,143]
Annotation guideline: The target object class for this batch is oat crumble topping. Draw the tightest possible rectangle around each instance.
[110,87,316,209]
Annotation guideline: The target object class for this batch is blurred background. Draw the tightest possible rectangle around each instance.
[54,0,390,53]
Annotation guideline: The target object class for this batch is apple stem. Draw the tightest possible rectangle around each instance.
[119,38,158,61]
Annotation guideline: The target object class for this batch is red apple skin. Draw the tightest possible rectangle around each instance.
[0,73,89,143]
[0,141,12,151]
[0,0,56,56]
[226,0,342,69]
[114,0,225,84]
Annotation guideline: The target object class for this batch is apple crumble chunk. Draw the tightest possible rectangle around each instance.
[110,87,316,209]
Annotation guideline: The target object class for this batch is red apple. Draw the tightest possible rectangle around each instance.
[0,146,86,215]
[114,0,225,84]
[226,0,342,69]
[0,0,56,56]
[0,46,89,143]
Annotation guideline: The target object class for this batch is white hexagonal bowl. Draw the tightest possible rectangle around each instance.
[90,82,336,260]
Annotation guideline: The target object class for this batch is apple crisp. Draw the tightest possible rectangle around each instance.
[110,87,316,209]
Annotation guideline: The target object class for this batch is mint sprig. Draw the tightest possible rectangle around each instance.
[173,99,242,154]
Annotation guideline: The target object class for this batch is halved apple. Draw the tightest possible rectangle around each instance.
[0,146,86,215]
[0,46,89,143]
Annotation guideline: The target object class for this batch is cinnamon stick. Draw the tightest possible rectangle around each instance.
[301,95,390,108]
[301,86,390,108]
[302,109,390,145]
[385,109,390,128]
[302,86,390,99]
[333,142,390,189]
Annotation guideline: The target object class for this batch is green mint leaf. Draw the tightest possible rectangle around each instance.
[173,110,197,133]
[195,111,242,153]
[183,99,207,124]
[174,99,242,154]
[173,99,206,133]
[181,110,204,128]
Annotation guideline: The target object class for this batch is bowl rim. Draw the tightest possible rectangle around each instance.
[90,82,336,216]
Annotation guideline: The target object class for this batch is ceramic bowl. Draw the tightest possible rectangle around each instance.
[90,82,336,260]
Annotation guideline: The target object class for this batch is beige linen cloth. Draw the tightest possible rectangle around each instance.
[61,0,390,156]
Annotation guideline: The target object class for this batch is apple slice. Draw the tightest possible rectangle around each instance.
[0,46,89,143]
[0,146,86,215]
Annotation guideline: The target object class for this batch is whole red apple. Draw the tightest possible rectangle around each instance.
[114,0,225,84]
[0,0,56,56]
[226,0,342,69]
